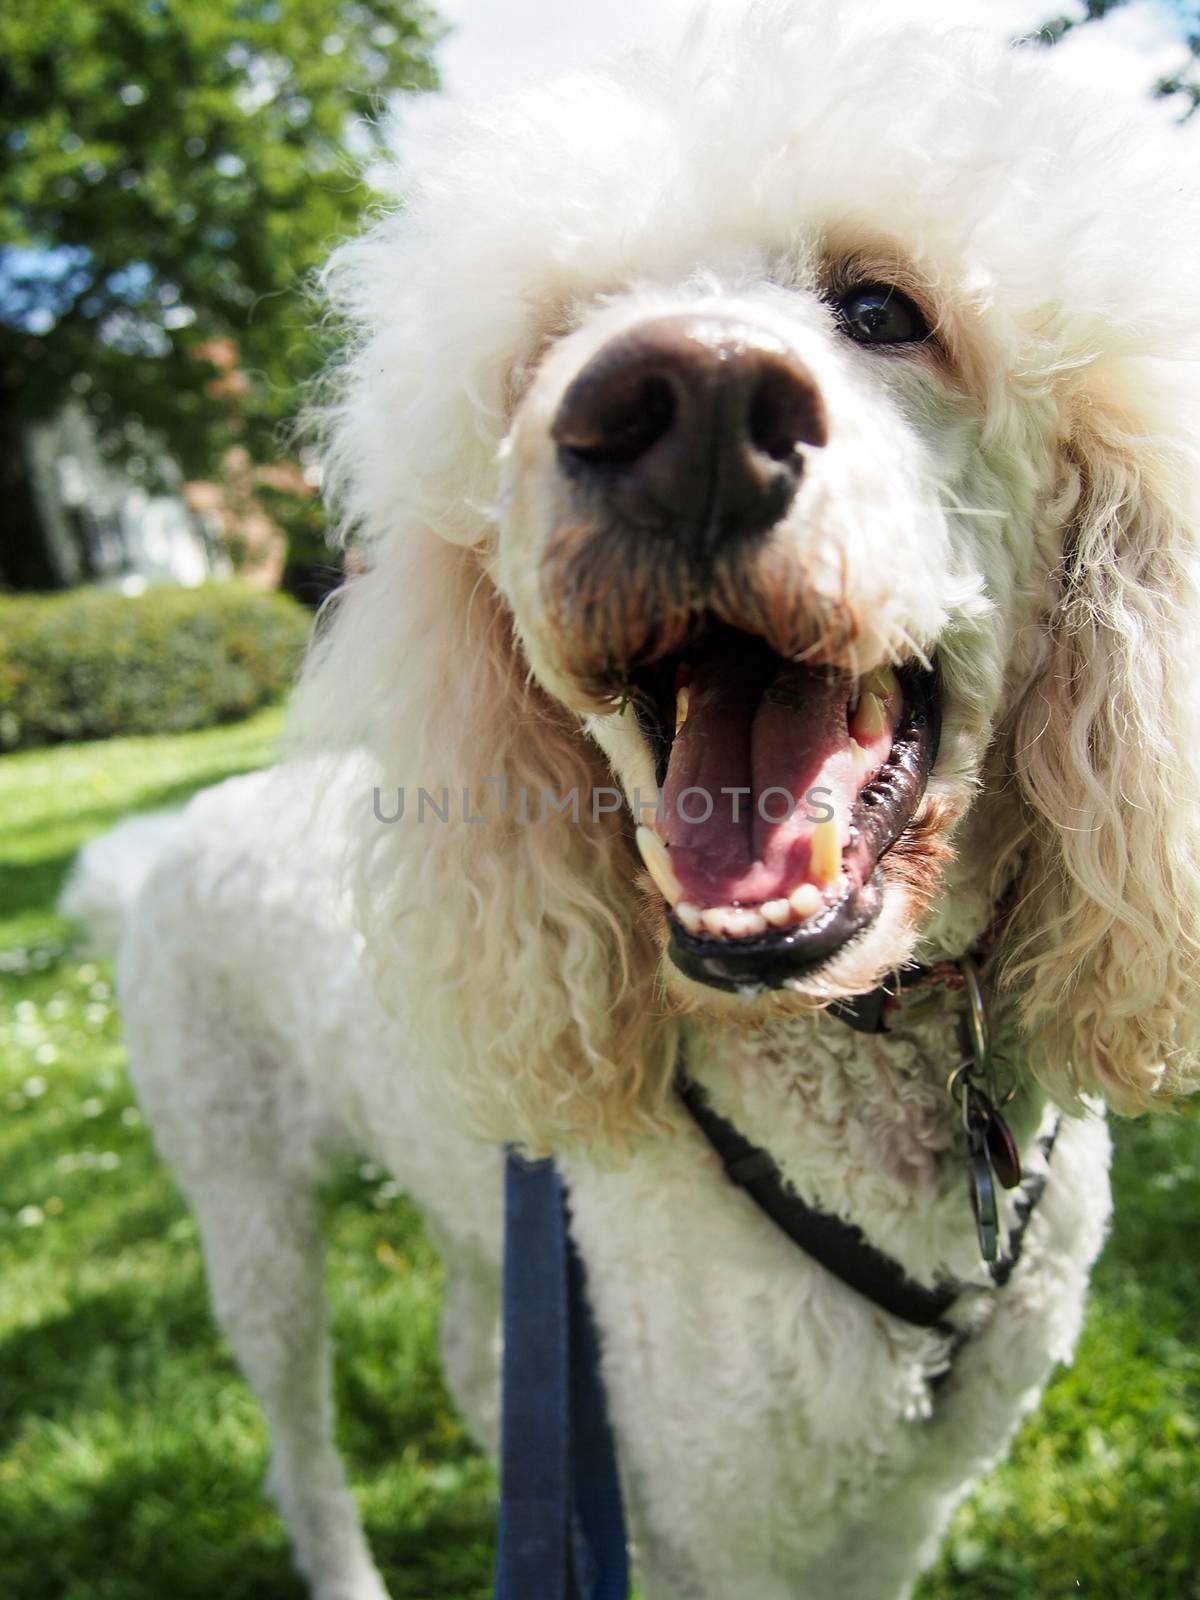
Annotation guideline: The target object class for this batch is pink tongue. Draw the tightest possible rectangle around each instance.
[661,640,857,907]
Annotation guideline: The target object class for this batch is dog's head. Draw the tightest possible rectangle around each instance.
[307,4,1200,1142]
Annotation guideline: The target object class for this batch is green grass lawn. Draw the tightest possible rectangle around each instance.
[1,716,1197,1600]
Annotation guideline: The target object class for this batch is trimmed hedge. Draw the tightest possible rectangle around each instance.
[0,583,313,750]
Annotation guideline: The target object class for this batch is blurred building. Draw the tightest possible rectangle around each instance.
[20,402,229,593]
[5,340,325,597]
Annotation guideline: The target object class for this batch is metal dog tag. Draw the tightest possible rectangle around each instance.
[985,1107,1022,1191]
[951,957,1023,1265]
[967,1149,999,1263]
[965,1106,1000,1264]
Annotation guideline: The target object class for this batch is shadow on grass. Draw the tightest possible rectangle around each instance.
[0,1273,213,1445]
[2,1442,495,1600]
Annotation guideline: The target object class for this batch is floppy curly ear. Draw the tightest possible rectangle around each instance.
[1003,383,1200,1114]
[294,528,676,1151]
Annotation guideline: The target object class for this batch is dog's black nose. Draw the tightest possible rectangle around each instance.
[552,314,827,553]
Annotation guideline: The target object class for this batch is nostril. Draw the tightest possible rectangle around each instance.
[747,366,828,463]
[555,373,676,469]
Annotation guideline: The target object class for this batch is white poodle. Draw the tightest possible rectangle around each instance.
[74,5,1200,1598]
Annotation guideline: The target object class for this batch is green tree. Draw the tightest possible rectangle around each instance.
[0,0,440,588]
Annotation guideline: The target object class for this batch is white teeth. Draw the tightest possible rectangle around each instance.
[788,882,824,919]
[675,684,690,732]
[675,884,829,942]
[635,825,683,908]
[861,666,899,701]
[810,815,842,887]
[761,897,793,928]
[850,737,874,782]
[850,690,886,744]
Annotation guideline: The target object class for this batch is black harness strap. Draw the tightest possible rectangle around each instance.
[678,1059,1061,1337]
[676,1073,962,1332]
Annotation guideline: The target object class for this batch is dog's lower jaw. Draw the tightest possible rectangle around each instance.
[643,823,954,1016]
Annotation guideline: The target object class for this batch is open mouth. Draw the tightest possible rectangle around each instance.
[626,622,940,993]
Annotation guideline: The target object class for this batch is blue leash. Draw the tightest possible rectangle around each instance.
[494,1151,630,1600]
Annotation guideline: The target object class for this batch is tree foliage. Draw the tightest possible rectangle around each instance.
[1028,0,1200,116]
[0,0,440,581]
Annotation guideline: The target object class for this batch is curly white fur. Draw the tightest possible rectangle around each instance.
[75,6,1200,1598]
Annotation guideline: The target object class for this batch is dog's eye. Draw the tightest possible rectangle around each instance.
[835,284,930,346]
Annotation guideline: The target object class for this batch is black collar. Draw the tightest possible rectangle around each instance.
[828,959,969,1034]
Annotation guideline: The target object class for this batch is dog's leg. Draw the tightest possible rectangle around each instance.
[799,1111,1113,1600]
[188,1164,390,1600]
[127,1001,390,1600]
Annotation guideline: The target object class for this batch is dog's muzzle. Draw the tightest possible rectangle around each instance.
[552,313,828,562]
